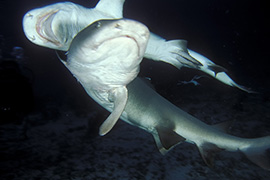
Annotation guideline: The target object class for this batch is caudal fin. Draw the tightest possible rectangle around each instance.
[231,81,258,94]
[241,136,270,170]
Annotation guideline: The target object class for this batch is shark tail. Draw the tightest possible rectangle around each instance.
[230,81,257,94]
[196,137,270,170]
[153,121,270,170]
[240,136,270,170]
[195,136,270,170]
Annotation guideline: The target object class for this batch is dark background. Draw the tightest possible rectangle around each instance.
[0,0,270,109]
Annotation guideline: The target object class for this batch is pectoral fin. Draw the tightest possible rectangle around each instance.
[99,86,128,136]
[170,40,203,68]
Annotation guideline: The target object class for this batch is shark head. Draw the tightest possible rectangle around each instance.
[22,2,89,51]
[66,18,150,92]
[22,1,125,51]
[68,18,150,69]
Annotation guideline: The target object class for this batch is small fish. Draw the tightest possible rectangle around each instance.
[177,75,206,86]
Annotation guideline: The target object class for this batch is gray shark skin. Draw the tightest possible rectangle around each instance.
[65,19,150,136]
[101,78,269,170]
[22,0,254,93]
[21,0,270,171]
[22,0,200,69]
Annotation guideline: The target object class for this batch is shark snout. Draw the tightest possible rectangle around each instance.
[23,8,62,47]
[35,10,61,45]
[110,19,150,57]
[113,19,149,40]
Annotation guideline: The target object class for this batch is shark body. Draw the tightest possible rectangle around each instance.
[66,19,149,135]
[82,76,270,170]
[22,0,200,69]
[22,0,252,92]
[21,0,270,170]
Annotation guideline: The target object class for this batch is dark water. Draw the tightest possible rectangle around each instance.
[0,0,270,179]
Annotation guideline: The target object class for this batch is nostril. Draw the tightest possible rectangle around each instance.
[29,35,36,41]
[115,23,122,29]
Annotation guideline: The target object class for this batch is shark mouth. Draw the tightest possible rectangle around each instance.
[36,10,61,46]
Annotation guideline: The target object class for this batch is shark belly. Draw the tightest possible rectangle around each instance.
[65,19,149,136]
[112,78,270,170]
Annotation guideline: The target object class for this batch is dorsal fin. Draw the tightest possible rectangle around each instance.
[95,0,125,18]
[156,126,185,151]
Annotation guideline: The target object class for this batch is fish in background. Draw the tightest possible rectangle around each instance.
[22,0,253,93]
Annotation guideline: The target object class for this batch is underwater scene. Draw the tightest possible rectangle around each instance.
[1,0,270,179]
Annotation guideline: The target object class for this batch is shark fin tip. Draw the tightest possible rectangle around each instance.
[232,82,258,94]
[197,143,224,168]
[99,87,128,136]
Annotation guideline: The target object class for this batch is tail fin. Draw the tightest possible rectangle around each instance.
[231,81,258,94]
[241,136,270,170]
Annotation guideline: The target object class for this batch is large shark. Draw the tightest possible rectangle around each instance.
[124,78,270,170]
[66,19,150,135]
[58,68,270,170]
[22,0,270,171]
[22,0,253,93]
[22,0,200,69]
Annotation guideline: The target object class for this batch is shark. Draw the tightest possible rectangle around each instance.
[22,0,270,171]
[65,18,150,135]
[122,78,270,170]
[22,0,200,69]
[188,50,255,93]
[22,0,253,93]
